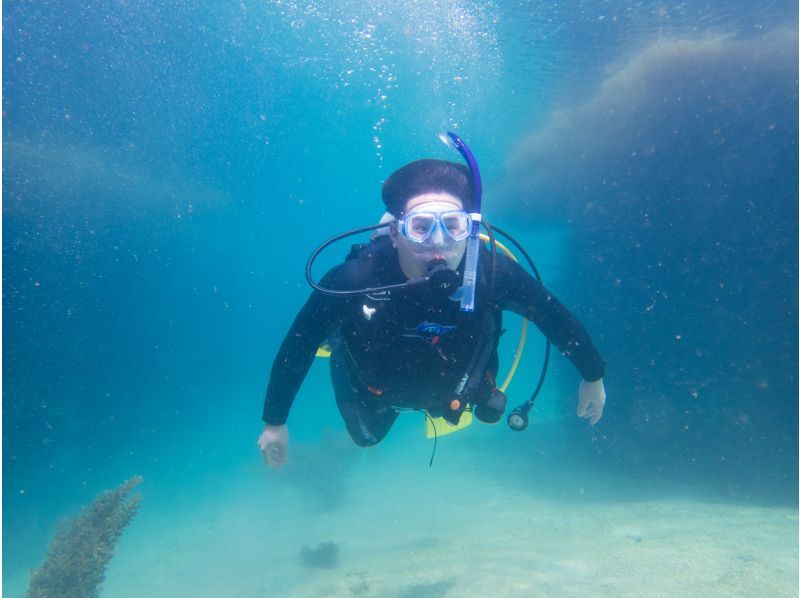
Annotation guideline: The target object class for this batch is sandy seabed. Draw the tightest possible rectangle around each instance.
[8,436,798,598]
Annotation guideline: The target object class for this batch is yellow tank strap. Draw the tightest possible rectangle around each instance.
[478,234,528,393]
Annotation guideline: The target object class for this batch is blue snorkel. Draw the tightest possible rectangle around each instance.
[441,132,482,312]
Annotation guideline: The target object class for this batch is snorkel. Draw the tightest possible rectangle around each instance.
[440,132,482,312]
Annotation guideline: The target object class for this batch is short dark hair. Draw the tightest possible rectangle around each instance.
[381,159,473,217]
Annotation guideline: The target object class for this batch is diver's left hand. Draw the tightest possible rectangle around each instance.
[577,378,606,425]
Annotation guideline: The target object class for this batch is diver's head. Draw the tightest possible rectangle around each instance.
[383,159,474,280]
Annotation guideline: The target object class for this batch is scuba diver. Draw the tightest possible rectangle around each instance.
[258,134,606,468]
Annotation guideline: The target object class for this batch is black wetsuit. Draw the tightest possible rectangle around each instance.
[262,238,605,445]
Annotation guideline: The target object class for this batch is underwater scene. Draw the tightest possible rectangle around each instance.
[3,1,798,596]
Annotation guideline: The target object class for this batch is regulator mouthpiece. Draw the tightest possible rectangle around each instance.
[425,259,459,293]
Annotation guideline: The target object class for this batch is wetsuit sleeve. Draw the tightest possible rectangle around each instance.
[262,267,349,425]
[495,254,606,381]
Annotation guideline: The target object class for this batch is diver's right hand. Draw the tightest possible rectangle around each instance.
[257,423,289,468]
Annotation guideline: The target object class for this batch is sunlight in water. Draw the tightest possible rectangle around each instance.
[255,0,501,162]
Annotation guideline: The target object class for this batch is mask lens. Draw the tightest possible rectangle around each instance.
[405,212,436,242]
[442,211,470,240]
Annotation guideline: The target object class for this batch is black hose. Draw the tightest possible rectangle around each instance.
[423,410,438,467]
[486,223,551,423]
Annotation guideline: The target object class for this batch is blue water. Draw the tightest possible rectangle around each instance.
[3,1,798,596]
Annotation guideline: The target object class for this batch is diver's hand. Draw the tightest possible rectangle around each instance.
[258,424,289,468]
[577,378,606,426]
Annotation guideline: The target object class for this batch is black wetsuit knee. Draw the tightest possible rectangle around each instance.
[473,388,508,424]
[330,351,399,446]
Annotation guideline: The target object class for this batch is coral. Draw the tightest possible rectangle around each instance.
[25,476,143,598]
[299,541,340,569]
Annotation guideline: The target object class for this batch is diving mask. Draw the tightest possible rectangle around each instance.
[399,209,472,244]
